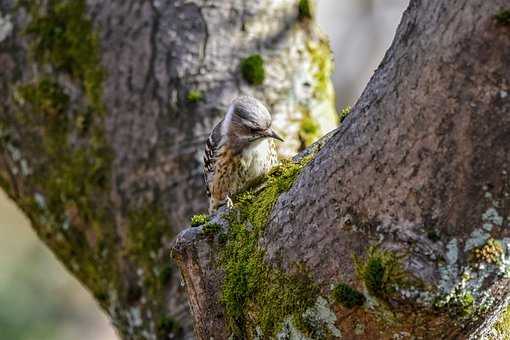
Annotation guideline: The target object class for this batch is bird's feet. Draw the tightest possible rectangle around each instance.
[226,195,234,209]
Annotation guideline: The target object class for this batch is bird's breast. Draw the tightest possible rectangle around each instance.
[240,139,276,179]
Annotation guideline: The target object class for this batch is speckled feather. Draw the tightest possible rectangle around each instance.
[203,96,280,212]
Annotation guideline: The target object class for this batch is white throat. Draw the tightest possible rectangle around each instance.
[241,138,273,178]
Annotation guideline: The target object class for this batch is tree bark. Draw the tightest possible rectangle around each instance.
[0,0,336,338]
[173,0,510,339]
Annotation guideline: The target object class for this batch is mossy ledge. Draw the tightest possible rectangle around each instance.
[219,156,321,338]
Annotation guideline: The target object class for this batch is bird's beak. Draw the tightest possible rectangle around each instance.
[263,128,284,142]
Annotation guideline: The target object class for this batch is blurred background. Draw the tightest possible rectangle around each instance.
[0,1,407,339]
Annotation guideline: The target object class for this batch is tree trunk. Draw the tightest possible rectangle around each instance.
[0,0,336,338]
[173,0,510,338]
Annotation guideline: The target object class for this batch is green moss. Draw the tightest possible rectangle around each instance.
[495,9,510,25]
[332,283,365,309]
[127,206,170,259]
[434,290,475,318]
[299,114,320,147]
[493,305,510,337]
[14,0,110,233]
[240,54,265,86]
[203,223,221,235]
[191,213,210,227]
[355,247,406,299]
[126,204,175,327]
[220,156,318,337]
[15,79,111,229]
[298,0,313,20]
[17,78,70,117]
[186,89,203,103]
[23,0,104,110]
[307,40,334,103]
[339,105,351,123]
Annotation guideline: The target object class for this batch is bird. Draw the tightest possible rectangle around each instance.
[203,95,284,213]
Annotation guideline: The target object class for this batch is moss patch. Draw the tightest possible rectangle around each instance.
[339,105,351,123]
[298,0,313,20]
[493,305,510,337]
[186,89,203,103]
[495,9,510,25]
[240,54,265,86]
[220,156,318,337]
[299,114,320,148]
[332,283,365,309]
[307,39,334,103]
[433,289,475,318]
[127,206,170,258]
[355,247,406,299]
[203,223,221,235]
[191,213,210,227]
[23,0,104,109]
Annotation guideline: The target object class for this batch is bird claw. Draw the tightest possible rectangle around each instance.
[226,196,234,209]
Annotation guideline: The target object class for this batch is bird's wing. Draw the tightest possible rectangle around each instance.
[203,120,223,197]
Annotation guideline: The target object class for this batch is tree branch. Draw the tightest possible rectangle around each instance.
[173,0,510,338]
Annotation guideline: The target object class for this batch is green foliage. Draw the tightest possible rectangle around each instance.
[355,247,406,299]
[298,0,312,20]
[186,89,203,103]
[495,9,510,25]
[190,213,210,227]
[23,0,104,109]
[339,106,351,123]
[332,283,365,309]
[240,54,265,86]
[220,156,318,337]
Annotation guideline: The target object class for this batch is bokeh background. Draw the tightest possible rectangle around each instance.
[0,1,408,339]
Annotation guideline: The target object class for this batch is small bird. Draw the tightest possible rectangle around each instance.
[204,95,283,213]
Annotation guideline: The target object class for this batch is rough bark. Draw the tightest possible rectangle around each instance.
[0,0,336,338]
[173,0,510,339]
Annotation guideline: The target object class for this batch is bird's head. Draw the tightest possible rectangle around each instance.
[221,96,283,148]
